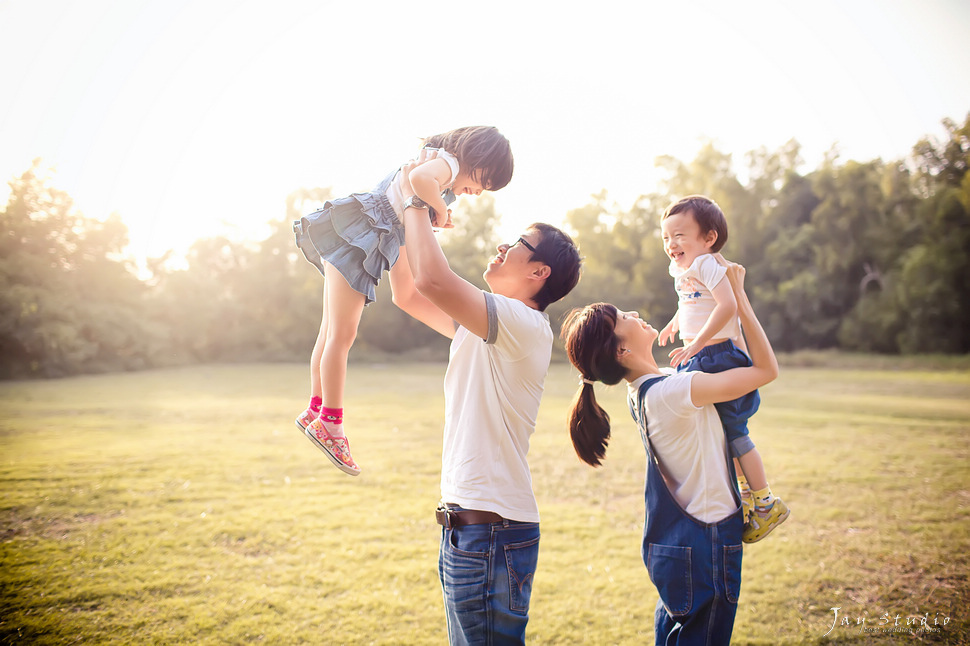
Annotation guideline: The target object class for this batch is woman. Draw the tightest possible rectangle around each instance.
[560,256,778,645]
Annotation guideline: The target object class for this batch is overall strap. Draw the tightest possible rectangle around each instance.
[628,376,668,452]
[631,374,740,504]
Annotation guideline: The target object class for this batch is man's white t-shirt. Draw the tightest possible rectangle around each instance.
[440,292,552,523]
[628,372,736,523]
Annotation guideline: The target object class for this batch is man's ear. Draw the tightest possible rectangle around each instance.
[532,264,551,280]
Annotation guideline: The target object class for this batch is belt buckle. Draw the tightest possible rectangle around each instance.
[435,505,453,529]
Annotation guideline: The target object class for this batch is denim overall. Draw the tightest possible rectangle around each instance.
[630,377,744,646]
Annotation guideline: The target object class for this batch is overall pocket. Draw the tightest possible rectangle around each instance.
[722,544,743,604]
[646,543,693,617]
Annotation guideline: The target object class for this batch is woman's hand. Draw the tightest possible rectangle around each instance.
[713,253,745,291]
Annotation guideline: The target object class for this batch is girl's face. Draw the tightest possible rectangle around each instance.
[661,210,717,270]
[452,170,486,197]
[613,309,658,355]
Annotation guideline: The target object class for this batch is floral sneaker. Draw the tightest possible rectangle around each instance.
[304,417,360,476]
[743,498,790,543]
[295,406,318,431]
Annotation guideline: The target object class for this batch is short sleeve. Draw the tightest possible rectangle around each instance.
[695,254,727,290]
[644,372,702,419]
[437,150,460,188]
[485,293,550,360]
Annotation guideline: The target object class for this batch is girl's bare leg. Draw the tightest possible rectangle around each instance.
[320,262,366,437]
[309,286,328,398]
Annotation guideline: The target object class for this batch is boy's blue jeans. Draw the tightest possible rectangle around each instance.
[438,507,540,645]
[679,340,760,458]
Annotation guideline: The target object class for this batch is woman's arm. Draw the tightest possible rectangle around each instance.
[689,257,778,407]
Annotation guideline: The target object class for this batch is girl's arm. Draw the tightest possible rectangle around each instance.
[407,156,454,228]
[668,270,737,367]
[399,161,490,340]
[689,257,778,407]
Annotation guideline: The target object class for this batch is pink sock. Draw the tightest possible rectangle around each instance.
[322,407,343,425]
[309,396,322,414]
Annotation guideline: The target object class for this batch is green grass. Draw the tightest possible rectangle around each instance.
[1,361,968,645]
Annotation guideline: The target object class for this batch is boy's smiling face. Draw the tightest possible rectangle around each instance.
[661,210,717,270]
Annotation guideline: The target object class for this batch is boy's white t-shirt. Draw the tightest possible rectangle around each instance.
[671,253,741,342]
[440,292,552,523]
[386,149,460,219]
[628,372,737,523]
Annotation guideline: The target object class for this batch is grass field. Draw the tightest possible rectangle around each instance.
[1,360,968,645]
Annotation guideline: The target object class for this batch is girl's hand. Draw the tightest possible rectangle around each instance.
[432,208,454,229]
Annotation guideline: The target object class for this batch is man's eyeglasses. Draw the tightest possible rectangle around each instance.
[510,237,537,253]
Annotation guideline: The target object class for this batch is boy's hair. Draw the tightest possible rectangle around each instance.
[525,222,582,311]
[662,195,728,253]
[423,126,514,191]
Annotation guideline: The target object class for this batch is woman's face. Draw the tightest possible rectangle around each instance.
[613,309,658,354]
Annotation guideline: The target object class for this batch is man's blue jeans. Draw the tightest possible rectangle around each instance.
[438,509,540,645]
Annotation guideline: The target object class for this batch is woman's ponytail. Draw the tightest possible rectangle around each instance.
[560,304,629,467]
[567,381,612,467]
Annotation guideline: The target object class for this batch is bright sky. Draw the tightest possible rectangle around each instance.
[2,0,969,265]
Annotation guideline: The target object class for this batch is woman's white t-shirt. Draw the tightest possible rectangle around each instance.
[628,372,736,523]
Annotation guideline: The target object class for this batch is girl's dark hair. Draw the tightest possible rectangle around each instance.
[560,303,627,467]
[663,195,728,253]
[423,126,514,191]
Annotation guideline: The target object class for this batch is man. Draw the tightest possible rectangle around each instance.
[388,160,582,644]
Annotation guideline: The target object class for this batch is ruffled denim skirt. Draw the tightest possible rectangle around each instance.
[293,171,402,305]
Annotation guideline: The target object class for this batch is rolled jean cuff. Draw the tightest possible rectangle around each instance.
[730,435,756,458]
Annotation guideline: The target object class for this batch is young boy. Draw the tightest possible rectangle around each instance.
[658,195,789,543]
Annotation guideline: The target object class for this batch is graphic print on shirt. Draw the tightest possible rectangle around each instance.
[677,276,703,304]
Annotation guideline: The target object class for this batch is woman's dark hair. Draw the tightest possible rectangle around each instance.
[423,126,514,191]
[527,223,582,311]
[663,195,728,253]
[560,303,627,467]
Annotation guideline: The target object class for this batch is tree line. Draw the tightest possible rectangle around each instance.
[1,114,968,378]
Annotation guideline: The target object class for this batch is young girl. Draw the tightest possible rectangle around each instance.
[560,257,778,644]
[657,195,788,542]
[292,126,514,476]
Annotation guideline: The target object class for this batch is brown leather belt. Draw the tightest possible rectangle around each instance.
[435,504,504,529]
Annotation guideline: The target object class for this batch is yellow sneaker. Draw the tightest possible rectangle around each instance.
[739,484,754,525]
[743,498,790,543]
